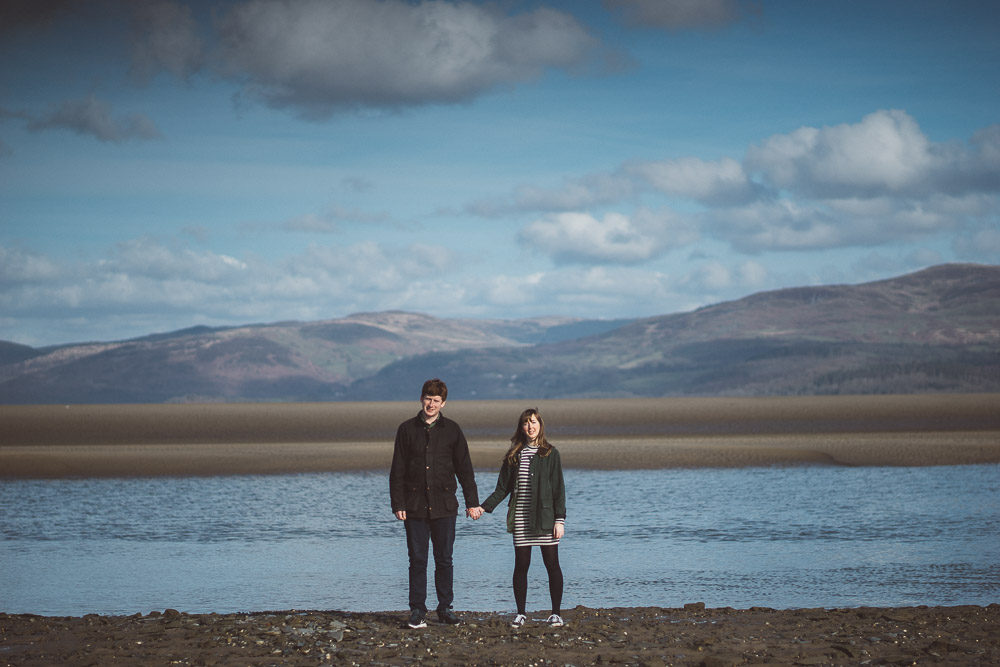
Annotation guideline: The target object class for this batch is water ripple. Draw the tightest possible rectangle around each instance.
[2,465,998,615]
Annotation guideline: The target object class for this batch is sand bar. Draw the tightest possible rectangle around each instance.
[2,394,999,478]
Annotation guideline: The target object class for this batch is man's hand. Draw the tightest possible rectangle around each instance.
[394,510,407,521]
[466,506,484,520]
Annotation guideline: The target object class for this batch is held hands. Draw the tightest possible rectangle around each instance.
[397,509,483,520]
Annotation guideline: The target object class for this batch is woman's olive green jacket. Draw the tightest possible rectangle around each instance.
[481,446,566,535]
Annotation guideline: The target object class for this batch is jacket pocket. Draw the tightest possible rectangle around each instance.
[538,505,555,530]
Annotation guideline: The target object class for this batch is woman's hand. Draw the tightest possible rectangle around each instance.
[553,523,565,539]
[467,506,484,520]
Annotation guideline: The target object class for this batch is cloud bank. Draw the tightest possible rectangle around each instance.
[490,110,1000,261]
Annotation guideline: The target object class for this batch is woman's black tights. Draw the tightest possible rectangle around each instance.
[513,545,563,616]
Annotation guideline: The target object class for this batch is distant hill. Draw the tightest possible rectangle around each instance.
[350,263,1000,400]
[1,264,997,403]
[0,341,40,366]
[0,312,631,403]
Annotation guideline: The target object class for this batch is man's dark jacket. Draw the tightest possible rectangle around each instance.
[389,413,479,519]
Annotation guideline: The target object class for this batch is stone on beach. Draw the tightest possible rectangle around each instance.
[2,605,997,666]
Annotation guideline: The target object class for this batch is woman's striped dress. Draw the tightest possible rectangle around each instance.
[513,445,564,547]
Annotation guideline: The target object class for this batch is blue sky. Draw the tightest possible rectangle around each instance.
[2,0,998,347]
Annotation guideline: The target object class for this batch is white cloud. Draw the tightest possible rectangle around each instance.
[468,172,637,216]
[280,207,394,233]
[0,245,61,284]
[703,192,998,254]
[520,208,698,264]
[481,271,547,307]
[110,239,249,282]
[689,259,732,290]
[297,241,455,290]
[683,258,769,291]
[745,109,934,197]
[467,157,755,216]
[625,156,756,204]
[213,0,604,117]
[736,259,768,287]
[480,265,675,315]
[486,112,1000,257]
[703,200,842,252]
[0,238,473,344]
[830,193,992,235]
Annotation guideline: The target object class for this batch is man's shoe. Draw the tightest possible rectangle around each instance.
[437,608,461,625]
[546,614,565,627]
[407,609,427,629]
[510,613,527,628]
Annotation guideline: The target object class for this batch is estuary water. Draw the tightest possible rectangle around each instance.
[2,465,998,616]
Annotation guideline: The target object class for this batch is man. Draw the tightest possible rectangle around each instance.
[389,378,482,628]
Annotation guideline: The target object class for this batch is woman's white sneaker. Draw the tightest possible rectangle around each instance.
[510,613,527,628]
[546,614,565,627]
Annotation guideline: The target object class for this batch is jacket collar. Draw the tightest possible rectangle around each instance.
[417,411,441,429]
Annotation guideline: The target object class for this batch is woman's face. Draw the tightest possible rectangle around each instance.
[522,414,541,442]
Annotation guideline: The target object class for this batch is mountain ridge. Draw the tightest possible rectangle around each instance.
[1,263,997,403]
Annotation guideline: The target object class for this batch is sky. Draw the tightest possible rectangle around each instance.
[2,0,999,347]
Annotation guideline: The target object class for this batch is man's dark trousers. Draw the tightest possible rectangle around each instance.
[404,516,456,613]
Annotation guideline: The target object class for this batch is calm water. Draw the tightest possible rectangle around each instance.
[1,465,998,616]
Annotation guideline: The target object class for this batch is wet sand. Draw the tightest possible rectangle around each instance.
[2,604,997,666]
[2,394,999,477]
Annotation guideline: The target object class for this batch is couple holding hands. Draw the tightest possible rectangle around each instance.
[389,378,566,630]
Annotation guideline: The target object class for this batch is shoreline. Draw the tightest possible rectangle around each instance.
[3,394,1000,478]
[2,431,999,479]
[2,604,997,665]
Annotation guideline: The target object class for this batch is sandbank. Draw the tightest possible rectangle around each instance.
[2,394,998,478]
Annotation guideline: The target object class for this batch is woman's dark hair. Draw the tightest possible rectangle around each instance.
[504,408,552,463]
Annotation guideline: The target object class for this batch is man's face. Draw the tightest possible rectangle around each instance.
[421,394,445,422]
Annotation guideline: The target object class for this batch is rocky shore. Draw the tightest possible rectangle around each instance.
[2,603,997,666]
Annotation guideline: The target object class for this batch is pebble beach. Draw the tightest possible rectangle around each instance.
[3,604,998,666]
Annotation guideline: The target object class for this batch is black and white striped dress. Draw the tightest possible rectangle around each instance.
[513,445,564,547]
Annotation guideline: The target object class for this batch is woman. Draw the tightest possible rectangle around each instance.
[474,408,566,628]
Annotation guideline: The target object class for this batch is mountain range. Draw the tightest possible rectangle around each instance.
[2,263,998,404]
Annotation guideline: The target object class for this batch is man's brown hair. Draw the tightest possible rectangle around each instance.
[421,377,448,401]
